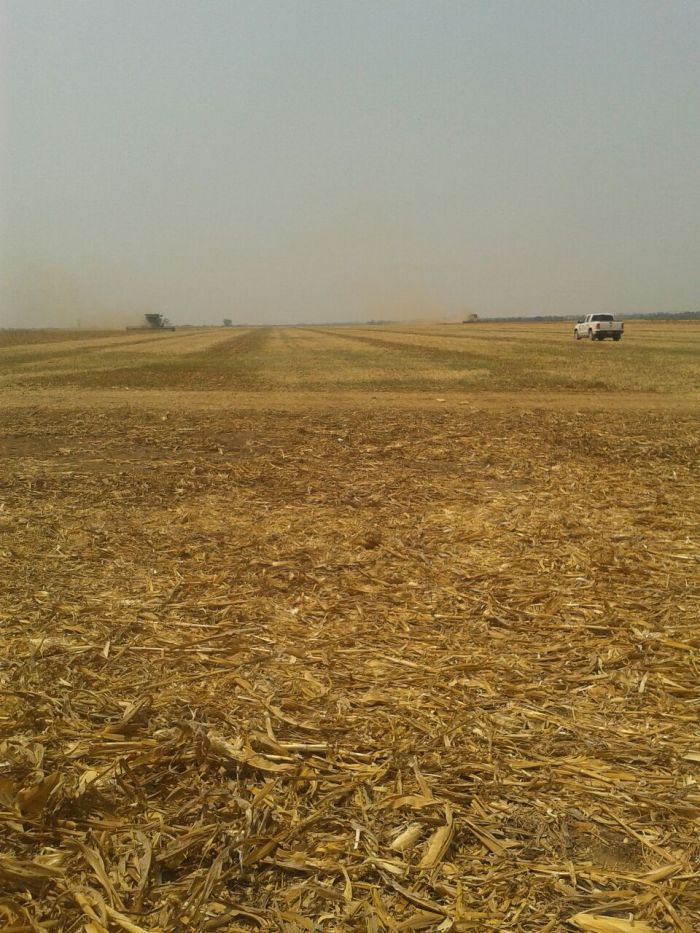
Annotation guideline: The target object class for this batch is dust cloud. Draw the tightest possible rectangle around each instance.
[1,261,152,331]
[2,2,699,328]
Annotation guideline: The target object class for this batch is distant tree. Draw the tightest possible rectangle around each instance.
[223,318,233,327]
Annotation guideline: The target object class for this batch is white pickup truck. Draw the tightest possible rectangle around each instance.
[574,314,624,341]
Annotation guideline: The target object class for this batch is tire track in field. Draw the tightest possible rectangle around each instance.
[35,327,273,389]
[305,327,492,370]
[0,329,237,372]
[262,327,482,390]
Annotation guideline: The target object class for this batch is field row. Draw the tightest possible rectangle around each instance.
[2,321,699,394]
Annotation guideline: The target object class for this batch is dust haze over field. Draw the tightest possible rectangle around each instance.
[2,1,700,327]
[1,261,148,331]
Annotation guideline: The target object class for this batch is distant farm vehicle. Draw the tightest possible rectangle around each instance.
[144,313,176,331]
[574,314,623,341]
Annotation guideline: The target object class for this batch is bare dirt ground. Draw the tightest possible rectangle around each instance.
[1,324,698,931]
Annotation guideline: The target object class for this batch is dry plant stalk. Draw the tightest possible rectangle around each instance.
[0,385,698,931]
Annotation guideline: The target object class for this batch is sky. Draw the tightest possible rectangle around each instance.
[1,0,699,327]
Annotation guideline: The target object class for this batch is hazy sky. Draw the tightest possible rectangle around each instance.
[2,0,699,327]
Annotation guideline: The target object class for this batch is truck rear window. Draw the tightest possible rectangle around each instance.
[591,315,614,322]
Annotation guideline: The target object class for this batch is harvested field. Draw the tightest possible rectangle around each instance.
[1,323,699,931]
[3,320,699,395]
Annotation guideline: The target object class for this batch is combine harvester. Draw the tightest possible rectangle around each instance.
[126,313,176,332]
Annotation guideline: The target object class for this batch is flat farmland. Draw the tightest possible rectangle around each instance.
[1,322,699,931]
[2,320,699,396]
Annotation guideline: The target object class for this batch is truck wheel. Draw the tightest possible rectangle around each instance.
[574,331,581,340]
[613,335,621,341]
[589,330,596,340]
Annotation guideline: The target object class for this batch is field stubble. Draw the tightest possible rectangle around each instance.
[0,323,698,931]
[2,320,699,395]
